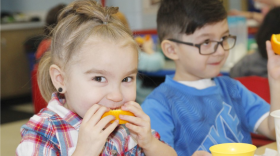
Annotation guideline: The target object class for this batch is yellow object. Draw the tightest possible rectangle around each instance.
[135,35,151,45]
[101,109,134,124]
[209,143,257,156]
[135,36,145,45]
[271,34,280,55]
[144,35,151,41]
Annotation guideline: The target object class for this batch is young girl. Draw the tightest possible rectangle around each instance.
[16,1,177,156]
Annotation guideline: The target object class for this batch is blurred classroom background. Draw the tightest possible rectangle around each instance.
[1,0,264,155]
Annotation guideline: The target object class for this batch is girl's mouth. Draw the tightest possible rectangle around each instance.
[110,107,121,110]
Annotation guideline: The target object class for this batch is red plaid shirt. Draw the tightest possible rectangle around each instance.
[16,93,161,156]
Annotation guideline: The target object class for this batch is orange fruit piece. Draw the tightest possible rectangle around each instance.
[144,35,151,41]
[135,36,145,45]
[271,34,280,55]
[101,109,134,124]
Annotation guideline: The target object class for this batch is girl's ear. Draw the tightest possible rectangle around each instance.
[49,64,66,93]
[161,40,179,60]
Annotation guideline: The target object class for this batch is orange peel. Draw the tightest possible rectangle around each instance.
[135,36,145,45]
[144,35,151,41]
[135,35,151,45]
[271,34,280,55]
[101,109,134,124]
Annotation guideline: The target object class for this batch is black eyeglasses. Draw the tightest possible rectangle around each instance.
[168,35,237,55]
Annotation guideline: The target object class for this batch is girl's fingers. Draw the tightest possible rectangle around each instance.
[125,122,142,134]
[102,120,119,136]
[87,106,110,126]
[83,104,104,123]
[120,114,145,126]
[95,115,116,132]
[122,103,149,121]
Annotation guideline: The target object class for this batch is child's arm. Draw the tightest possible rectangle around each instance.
[120,101,177,156]
[72,104,119,156]
[256,41,280,139]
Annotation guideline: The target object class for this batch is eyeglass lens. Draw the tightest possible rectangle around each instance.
[201,37,235,54]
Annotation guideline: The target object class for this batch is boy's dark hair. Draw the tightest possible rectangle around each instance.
[45,4,66,35]
[256,6,280,59]
[157,0,227,43]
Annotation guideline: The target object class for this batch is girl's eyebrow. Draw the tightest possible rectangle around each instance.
[127,68,138,75]
[85,68,107,74]
[85,68,138,75]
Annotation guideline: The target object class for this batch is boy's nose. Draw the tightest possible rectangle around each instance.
[106,87,123,102]
[214,43,225,55]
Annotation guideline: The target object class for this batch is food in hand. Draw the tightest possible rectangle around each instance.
[271,34,280,55]
[101,109,134,124]
[135,35,151,45]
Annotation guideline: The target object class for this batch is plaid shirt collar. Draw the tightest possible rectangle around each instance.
[47,92,83,130]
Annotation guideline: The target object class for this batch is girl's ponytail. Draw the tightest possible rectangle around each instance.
[37,51,56,102]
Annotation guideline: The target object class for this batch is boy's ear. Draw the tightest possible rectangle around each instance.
[161,40,179,60]
[49,64,66,93]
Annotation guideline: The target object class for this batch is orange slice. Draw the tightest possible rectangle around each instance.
[101,109,134,124]
[135,36,145,45]
[271,34,280,55]
[144,35,151,41]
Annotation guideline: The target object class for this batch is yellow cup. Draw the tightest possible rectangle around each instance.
[209,143,257,156]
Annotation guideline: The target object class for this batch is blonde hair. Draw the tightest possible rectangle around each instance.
[112,11,130,29]
[38,0,138,102]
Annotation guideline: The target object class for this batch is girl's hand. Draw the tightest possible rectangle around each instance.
[73,104,119,156]
[266,41,280,81]
[120,101,155,150]
[192,151,212,156]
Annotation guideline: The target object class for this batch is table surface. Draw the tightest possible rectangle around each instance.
[255,142,277,155]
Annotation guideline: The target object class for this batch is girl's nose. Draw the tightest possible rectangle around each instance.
[106,88,123,102]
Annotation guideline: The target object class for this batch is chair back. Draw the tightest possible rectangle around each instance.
[235,76,272,147]
[31,65,47,114]
[235,76,270,103]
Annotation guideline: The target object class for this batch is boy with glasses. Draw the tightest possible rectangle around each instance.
[141,0,280,155]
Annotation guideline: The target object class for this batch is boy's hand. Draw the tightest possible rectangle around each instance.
[192,151,212,156]
[73,104,118,156]
[266,41,280,81]
[120,101,155,150]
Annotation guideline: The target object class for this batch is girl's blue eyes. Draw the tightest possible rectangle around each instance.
[93,76,134,82]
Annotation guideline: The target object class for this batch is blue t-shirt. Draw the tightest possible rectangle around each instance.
[141,75,270,156]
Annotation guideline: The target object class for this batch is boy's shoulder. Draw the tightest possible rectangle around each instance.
[215,75,242,88]
[144,75,241,100]
[150,75,239,90]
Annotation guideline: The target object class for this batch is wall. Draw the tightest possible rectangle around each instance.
[227,0,248,11]
[1,0,98,12]
[1,0,101,22]
[106,0,159,31]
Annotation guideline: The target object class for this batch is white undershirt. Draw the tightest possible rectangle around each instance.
[178,78,216,89]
